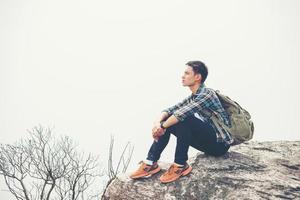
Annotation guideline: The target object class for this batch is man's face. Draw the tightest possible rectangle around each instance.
[181,66,201,87]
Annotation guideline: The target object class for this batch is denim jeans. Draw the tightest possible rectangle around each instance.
[147,115,230,165]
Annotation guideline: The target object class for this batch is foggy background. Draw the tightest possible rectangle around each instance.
[1,0,300,198]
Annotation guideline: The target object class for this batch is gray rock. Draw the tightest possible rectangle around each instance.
[102,141,300,200]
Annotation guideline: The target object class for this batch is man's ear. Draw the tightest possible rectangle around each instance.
[195,74,202,82]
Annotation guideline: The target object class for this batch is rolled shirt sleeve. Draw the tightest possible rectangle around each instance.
[173,90,213,121]
[162,95,192,115]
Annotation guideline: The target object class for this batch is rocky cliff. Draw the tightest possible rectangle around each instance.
[102,141,300,200]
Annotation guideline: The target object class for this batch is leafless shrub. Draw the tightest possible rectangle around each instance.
[101,135,134,199]
[0,125,102,200]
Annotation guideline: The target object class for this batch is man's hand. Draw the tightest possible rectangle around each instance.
[152,121,166,141]
[152,127,165,142]
[151,113,179,142]
[152,122,161,134]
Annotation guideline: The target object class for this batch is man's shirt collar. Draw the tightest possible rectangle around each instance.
[192,83,206,97]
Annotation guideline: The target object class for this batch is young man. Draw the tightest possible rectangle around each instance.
[130,61,234,183]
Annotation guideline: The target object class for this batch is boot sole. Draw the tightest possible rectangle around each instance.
[182,166,192,176]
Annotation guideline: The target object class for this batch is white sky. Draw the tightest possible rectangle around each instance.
[1,0,300,198]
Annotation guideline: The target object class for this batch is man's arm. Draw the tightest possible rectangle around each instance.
[153,112,179,133]
[152,114,179,141]
[156,92,212,136]
[152,95,192,140]
[160,115,179,129]
[162,95,191,117]
[160,89,212,128]
[172,90,213,122]
[153,95,190,128]
[158,91,213,129]
[154,111,170,125]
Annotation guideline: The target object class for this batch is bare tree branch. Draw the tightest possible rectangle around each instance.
[102,135,134,199]
[0,125,104,200]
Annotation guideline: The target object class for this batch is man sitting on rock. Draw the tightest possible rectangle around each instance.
[130,60,234,183]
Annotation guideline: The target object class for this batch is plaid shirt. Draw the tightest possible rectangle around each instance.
[162,84,234,146]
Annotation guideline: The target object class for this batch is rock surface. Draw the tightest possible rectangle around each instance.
[102,141,300,200]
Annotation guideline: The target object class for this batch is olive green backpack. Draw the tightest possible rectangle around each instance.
[210,90,254,145]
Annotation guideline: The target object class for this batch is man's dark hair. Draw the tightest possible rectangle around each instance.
[186,60,208,83]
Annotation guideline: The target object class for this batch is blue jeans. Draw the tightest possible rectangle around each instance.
[147,115,230,165]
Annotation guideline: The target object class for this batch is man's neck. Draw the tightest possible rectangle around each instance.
[190,83,201,95]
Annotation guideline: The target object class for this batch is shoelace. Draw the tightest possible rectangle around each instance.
[167,164,183,175]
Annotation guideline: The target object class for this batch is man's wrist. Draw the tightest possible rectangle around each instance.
[160,121,167,129]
